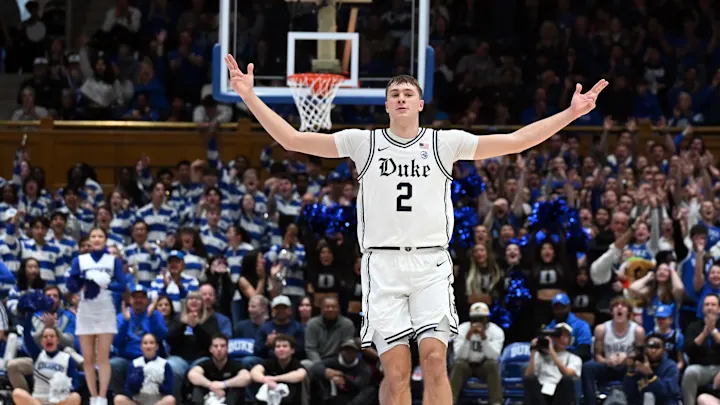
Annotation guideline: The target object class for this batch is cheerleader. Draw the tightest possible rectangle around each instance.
[66,228,127,405]
[115,333,175,405]
[11,326,81,405]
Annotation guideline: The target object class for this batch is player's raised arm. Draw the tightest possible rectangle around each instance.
[225,55,341,158]
[471,80,609,160]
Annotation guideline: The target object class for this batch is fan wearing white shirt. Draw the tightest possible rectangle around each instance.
[524,323,582,405]
[449,302,504,405]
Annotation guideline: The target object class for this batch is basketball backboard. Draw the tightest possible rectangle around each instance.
[212,0,434,106]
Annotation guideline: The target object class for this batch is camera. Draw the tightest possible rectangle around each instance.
[631,344,646,363]
[533,328,560,353]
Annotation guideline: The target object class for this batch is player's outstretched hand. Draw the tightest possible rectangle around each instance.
[225,55,254,99]
[570,79,609,118]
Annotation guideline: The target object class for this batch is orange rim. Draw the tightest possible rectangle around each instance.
[288,73,346,96]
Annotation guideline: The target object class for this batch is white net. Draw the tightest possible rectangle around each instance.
[287,74,345,132]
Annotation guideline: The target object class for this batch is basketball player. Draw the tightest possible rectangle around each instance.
[225,55,607,405]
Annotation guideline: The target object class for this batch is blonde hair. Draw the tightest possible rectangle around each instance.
[466,243,502,296]
[182,291,209,324]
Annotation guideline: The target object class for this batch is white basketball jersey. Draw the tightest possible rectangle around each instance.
[356,128,454,250]
[33,350,71,401]
[602,320,638,357]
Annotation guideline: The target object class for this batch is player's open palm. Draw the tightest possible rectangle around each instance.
[570,79,609,118]
[225,55,254,99]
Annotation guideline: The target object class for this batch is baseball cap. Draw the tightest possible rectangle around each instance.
[130,284,148,295]
[655,305,673,319]
[552,293,571,306]
[339,339,360,351]
[271,295,292,308]
[555,322,573,334]
[168,250,185,261]
[469,302,490,318]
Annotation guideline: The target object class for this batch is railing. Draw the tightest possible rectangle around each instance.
[0,118,716,192]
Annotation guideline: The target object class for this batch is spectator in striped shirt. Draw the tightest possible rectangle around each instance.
[46,211,79,269]
[172,227,208,280]
[269,174,302,218]
[239,194,269,250]
[149,250,199,313]
[94,206,125,247]
[200,204,228,257]
[124,221,163,288]
[135,182,179,247]
[107,190,134,243]
[226,225,258,323]
[56,187,94,240]
[6,217,67,291]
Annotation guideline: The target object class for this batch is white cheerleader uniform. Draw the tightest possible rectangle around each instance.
[33,350,72,403]
[75,253,118,335]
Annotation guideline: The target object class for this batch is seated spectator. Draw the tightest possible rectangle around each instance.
[166,291,219,396]
[8,286,77,391]
[114,333,174,405]
[193,96,232,124]
[12,326,81,405]
[110,285,168,396]
[199,283,232,337]
[622,334,680,405]
[582,297,645,405]
[309,338,375,405]
[450,302,504,405]
[187,334,252,405]
[682,294,720,405]
[234,295,269,339]
[698,372,720,405]
[647,305,685,371]
[12,86,49,121]
[149,250,198,313]
[255,295,306,360]
[524,323,582,405]
[547,293,592,361]
[251,334,308,405]
[304,296,355,367]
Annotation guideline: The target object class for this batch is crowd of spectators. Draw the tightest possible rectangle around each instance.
[7,0,720,125]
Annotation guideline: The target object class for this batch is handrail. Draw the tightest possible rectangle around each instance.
[0,118,707,133]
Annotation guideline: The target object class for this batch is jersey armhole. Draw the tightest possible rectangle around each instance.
[356,130,375,180]
[433,129,453,180]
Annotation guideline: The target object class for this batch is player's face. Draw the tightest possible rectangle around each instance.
[385,83,424,121]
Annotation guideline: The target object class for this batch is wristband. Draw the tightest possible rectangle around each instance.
[223,381,228,389]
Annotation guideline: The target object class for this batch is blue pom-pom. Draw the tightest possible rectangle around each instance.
[450,206,480,249]
[451,172,486,204]
[84,281,101,300]
[66,272,85,294]
[126,365,144,392]
[301,203,331,235]
[17,291,55,314]
[325,204,356,236]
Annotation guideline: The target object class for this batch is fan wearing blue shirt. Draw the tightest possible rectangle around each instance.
[547,293,593,362]
[648,305,685,372]
[109,285,169,397]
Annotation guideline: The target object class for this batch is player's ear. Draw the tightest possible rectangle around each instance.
[418,99,424,112]
[385,101,389,114]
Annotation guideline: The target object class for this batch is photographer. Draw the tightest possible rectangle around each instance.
[547,293,593,361]
[449,302,504,405]
[622,335,681,405]
[523,323,581,405]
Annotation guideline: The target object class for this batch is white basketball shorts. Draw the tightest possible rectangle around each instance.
[359,248,460,354]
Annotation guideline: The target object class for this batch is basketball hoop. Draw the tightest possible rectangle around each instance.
[288,73,345,131]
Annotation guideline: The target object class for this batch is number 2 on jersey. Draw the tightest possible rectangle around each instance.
[396,183,412,211]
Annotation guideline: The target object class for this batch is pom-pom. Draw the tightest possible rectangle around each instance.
[66,272,85,294]
[17,291,55,314]
[48,372,73,403]
[204,391,227,405]
[450,206,480,250]
[85,270,111,288]
[451,170,486,204]
[126,365,144,393]
[84,281,101,300]
[325,204,356,236]
[140,360,165,396]
[300,203,330,235]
